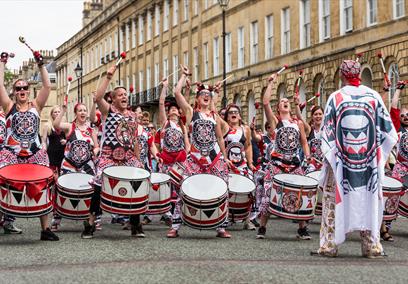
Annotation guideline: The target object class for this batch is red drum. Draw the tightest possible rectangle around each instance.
[147,173,171,215]
[398,176,408,218]
[101,166,150,215]
[0,164,53,218]
[228,173,255,221]
[168,162,186,187]
[269,174,318,221]
[383,176,403,221]
[181,174,228,229]
[306,171,322,215]
[56,173,94,220]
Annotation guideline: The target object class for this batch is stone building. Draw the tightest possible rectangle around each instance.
[55,0,408,127]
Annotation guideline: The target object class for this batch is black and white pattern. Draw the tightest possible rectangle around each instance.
[68,140,92,167]
[101,111,136,149]
[191,119,216,155]
[163,127,184,152]
[11,111,39,142]
[398,131,408,162]
[275,126,300,155]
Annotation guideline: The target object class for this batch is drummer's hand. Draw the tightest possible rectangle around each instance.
[225,158,234,168]
[248,164,256,172]
[306,155,312,164]
[60,139,67,145]
[93,147,100,157]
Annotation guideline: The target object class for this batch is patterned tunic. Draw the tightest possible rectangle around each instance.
[307,128,323,173]
[137,126,154,170]
[224,126,248,175]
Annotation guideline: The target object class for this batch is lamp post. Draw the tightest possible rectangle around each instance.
[74,63,83,103]
[218,0,229,108]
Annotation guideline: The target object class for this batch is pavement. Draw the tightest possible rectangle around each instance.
[1,215,408,284]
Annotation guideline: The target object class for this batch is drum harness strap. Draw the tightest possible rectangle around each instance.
[190,152,222,173]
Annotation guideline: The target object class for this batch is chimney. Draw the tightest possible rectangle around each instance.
[82,0,103,27]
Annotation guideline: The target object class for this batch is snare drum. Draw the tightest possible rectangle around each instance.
[228,173,255,221]
[306,171,322,215]
[0,164,53,218]
[101,166,150,215]
[269,174,318,221]
[168,162,186,187]
[181,174,228,229]
[397,176,408,218]
[56,173,94,220]
[382,176,403,221]
[147,173,171,215]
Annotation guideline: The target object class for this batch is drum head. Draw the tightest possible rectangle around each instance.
[150,173,170,184]
[0,164,52,181]
[228,173,255,193]
[383,176,403,189]
[103,166,150,180]
[57,173,93,191]
[306,171,321,181]
[274,173,318,187]
[182,174,227,200]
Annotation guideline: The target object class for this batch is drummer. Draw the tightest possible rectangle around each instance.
[167,65,232,238]
[82,65,144,239]
[218,103,256,230]
[0,53,59,241]
[257,72,311,240]
[50,102,99,231]
[293,100,324,174]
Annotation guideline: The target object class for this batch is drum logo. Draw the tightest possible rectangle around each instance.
[118,187,128,196]
[282,192,302,213]
[112,147,126,161]
[226,142,244,164]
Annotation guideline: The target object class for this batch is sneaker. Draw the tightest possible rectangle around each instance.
[216,230,232,238]
[243,220,256,231]
[256,226,266,239]
[141,216,152,225]
[297,227,312,240]
[4,223,23,234]
[131,224,145,238]
[167,228,179,238]
[81,221,95,239]
[50,218,61,232]
[40,228,59,241]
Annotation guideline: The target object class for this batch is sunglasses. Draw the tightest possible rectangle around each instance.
[197,91,213,97]
[228,110,239,115]
[401,113,408,118]
[15,86,29,92]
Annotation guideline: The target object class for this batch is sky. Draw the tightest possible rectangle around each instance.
[0,0,83,71]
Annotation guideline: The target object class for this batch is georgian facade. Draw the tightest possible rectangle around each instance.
[56,0,408,127]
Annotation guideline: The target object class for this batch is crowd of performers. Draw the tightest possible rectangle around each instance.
[0,49,407,259]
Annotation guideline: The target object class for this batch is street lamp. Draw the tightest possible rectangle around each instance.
[74,63,83,102]
[218,0,230,108]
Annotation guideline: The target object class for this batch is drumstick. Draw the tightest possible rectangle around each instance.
[115,52,127,66]
[377,52,391,87]
[218,74,234,84]
[65,76,73,105]
[159,68,181,85]
[251,102,262,124]
[356,53,363,62]
[277,64,288,75]
[299,93,320,112]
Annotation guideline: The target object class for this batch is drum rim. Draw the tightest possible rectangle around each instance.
[102,166,150,181]
[57,173,93,191]
[273,173,318,187]
[181,173,228,200]
[228,173,256,193]
[0,163,53,183]
[383,176,403,189]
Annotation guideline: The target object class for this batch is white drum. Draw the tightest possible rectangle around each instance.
[398,176,408,218]
[383,176,403,221]
[101,166,150,215]
[228,173,255,221]
[56,173,94,220]
[306,171,322,215]
[181,174,228,229]
[147,173,171,215]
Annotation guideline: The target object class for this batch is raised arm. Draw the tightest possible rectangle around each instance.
[158,78,168,127]
[0,61,13,112]
[244,125,255,171]
[53,105,72,135]
[34,65,51,111]
[89,92,98,124]
[263,73,278,132]
[96,66,116,116]
[174,65,193,122]
[298,120,311,161]
[293,95,311,135]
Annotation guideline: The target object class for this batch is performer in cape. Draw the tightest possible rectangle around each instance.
[81,65,144,239]
[0,52,59,241]
[167,65,231,238]
[314,59,398,258]
[257,72,312,240]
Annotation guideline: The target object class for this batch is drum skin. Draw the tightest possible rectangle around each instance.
[56,173,94,220]
[0,164,53,218]
[228,173,255,221]
[101,166,150,215]
[181,174,228,230]
[268,173,318,221]
[147,173,171,215]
